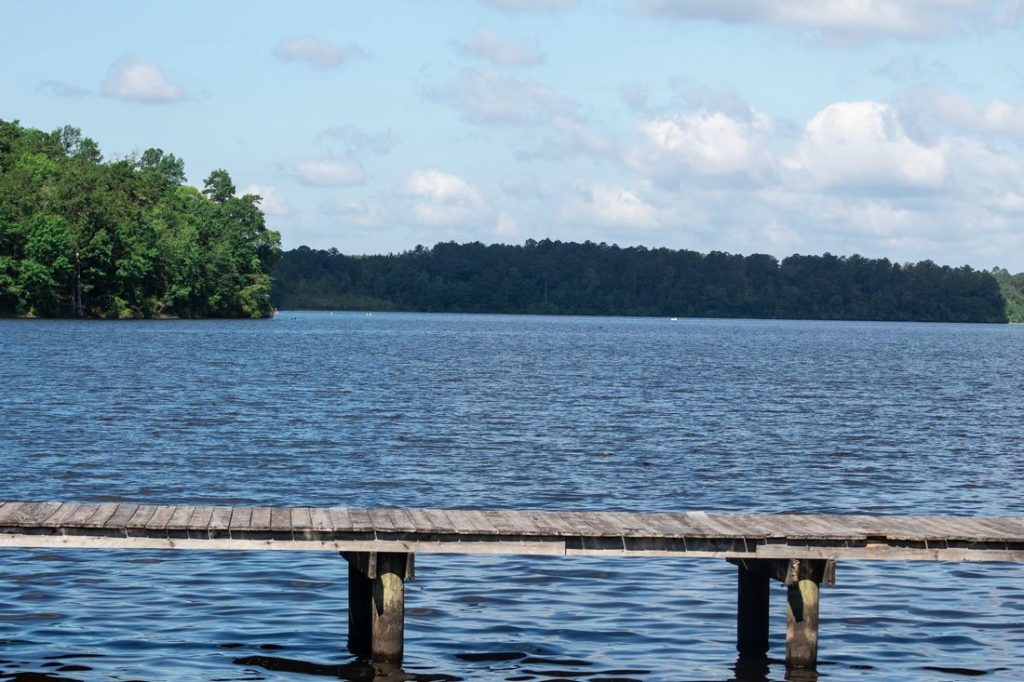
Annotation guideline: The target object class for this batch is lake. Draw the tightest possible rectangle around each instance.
[1,312,1022,681]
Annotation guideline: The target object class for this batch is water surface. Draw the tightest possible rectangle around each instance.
[1,313,1022,680]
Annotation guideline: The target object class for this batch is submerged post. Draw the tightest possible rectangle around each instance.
[785,559,831,670]
[736,561,770,659]
[341,551,415,664]
[346,555,373,657]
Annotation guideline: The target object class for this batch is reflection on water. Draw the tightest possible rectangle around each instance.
[2,313,1024,680]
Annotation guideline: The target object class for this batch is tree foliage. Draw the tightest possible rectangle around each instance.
[991,268,1024,323]
[273,240,1010,323]
[0,119,281,318]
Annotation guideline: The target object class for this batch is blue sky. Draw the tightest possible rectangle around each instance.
[3,1,1024,269]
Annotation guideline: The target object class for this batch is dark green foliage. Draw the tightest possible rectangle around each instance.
[0,119,281,318]
[273,240,1009,323]
[991,268,1024,323]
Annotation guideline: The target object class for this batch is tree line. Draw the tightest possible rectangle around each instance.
[273,240,1012,323]
[0,119,281,318]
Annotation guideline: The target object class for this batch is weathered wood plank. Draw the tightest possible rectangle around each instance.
[309,507,333,532]
[348,508,376,533]
[1,502,63,527]
[187,506,214,533]
[125,505,159,530]
[368,508,397,533]
[0,502,25,524]
[45,503,84,527]
[291,507,313,531]
[563,510,615,536]
[103,503,140,530]
[229,507,253,532]
[165,506,196,530]
[269,508,292,533]
[145,505,176,531]
[532,511,581,536]
[328,507,355,532]
[403,508,438,533]
[209,507,234,532]
[82,503,120,529]
[482,509,534,535]
[462,510,500,535]
[385,508,417,533]
[250,507,272,531]
[422,508,458,533]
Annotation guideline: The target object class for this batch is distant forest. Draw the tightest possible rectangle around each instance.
[273,241,1017,323]
[0,120,281,318]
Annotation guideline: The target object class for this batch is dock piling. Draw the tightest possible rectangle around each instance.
[736,561,771,659]
[342,551,414,664]
[785,559,829,670]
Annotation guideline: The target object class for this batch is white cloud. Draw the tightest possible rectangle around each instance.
[273,36,364,68]
[287,160,366,187]
[905,88,1024,144]
[562,183,659,228]
[239,185,290,216]
[101,57,184,103]
[784,101,948,190]
[432,68,574,126]
[455,28,544,65]
[402,170,491,226]
[639,0,1023,39]
[630,109,774,179]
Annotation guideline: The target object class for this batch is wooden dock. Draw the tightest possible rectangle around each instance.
[2,501,1022,670]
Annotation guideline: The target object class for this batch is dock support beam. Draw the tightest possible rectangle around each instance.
[736,562,770,659]
[728,557,834,673]
[785,559,830,670]
[341,551,415,664]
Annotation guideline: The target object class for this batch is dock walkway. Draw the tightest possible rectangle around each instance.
[2,501,1022,670]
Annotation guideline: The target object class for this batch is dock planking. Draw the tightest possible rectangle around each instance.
[0,502,1021,561]
[3,501,1022,669]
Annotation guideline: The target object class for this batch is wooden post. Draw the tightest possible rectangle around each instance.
[736,562,770,659]
[785,559,827,670]
[341,551,414,664]
[346,556,372,657]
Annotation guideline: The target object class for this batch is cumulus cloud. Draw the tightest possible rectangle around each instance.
[783,101,948,191]
[239,185,290,216]
[431,68,574,126]
[455,28,544,65]
[638,0,1023,39]
[402,170,491,226]
[598,93,1024,266]
[287,159,366,186]
[273,36,364,68]
[101,57,184,103]
[901,88,1024,144]
[629,108,774,181]
[37,80,89,98]
[561,183,659,228]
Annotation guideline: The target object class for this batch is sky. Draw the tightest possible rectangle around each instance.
[3,1,1024,270]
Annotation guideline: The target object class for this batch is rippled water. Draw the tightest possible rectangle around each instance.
[1,312,1022,681]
